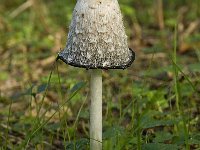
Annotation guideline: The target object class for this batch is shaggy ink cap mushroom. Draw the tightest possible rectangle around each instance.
[58,0,135,69]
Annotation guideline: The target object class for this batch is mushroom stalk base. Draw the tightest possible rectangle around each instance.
[90,69,102,150]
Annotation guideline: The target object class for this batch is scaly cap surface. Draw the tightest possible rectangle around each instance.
[58,0,135,69]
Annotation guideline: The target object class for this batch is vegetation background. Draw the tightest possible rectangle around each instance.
[0,0,200,149]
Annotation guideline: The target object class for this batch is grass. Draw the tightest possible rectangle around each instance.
[2,52,197,150]
[1,53,200,150]
[18,61,87,149]
[172,24,189,150]
[0,0,200,149]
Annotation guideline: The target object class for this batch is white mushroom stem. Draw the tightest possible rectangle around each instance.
[90,69,102,150]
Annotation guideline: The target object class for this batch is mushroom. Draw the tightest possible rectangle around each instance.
[58,0,135,149]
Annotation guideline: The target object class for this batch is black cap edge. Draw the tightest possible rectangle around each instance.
[57,48,135,70]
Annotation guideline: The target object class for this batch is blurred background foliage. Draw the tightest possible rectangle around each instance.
[0,0,200,149]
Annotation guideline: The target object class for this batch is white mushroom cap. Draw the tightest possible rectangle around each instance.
[58,0,135,69]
